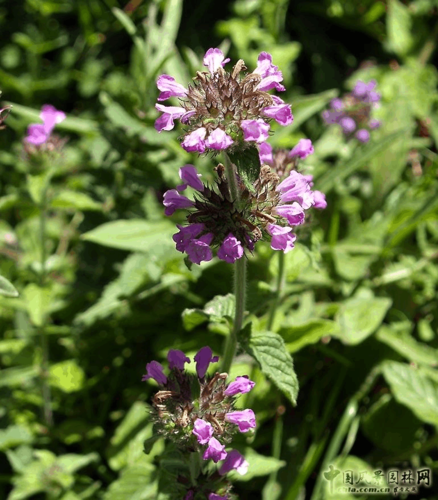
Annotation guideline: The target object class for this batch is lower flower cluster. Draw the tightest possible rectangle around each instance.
[163,139,326,265]
[322,80,381,143]
[143,347,256,499]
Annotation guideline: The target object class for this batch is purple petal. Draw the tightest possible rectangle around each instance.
[217,233,244,264]
[209,494,228,500]
[154,104,186,132]
[313,190,327,209]
[186,233,214,265]
[194,346,218,378]
[203,437,227,462]
[289,139,314,159]
[193,418,214,444]
[163,189,194,216]
[156,74,187,101]
[224,376,255,396]
[241,119,270,143]
[205,128,234,150]
[259,142,273,164]
[167,349,191,370]
[142,360,167,385]
[40,104,66,135]
[25,124,48,145]
[225,409,256,433]
[275,202,305,225]
[262,104,293,126]
[177,164,204,192]
[173,223,205,252]
[181,128,207,153]
[219,449,249,476]
[267,224,296,253]
[356,129,370,143]
[203,48,230,74]
[340,116,356,134]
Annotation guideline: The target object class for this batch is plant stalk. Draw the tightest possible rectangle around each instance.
[267,251,285,331]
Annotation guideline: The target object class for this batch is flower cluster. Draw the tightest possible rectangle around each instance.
[25,104,66,149]
[143,347,255,499]
[155,48,292,154]
[163,139,326,265]
[322,80,381,143]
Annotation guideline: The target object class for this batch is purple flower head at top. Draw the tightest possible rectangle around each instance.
[186,233,214,265]
[225,409,256,433]
[217,234,244,263]
[194,346,219,378]
[142,360,167,385]
[167,349,191,370]
[203,437,227,462]
[176,165,204,192]
[224,376,256,396]
[219,450,249,476]
[163,189,194,216]
[193,418,214,445]
[267,224,296,253]
[289,138,314,160]
[155,48,291,153]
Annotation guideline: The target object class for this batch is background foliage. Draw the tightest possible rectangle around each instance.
[1,0,438,498]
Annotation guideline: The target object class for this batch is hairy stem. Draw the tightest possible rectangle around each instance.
[221,151,246,373]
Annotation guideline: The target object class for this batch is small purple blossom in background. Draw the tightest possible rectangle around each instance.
[25,104,66,146]
[219,450,249,476]
[224,376,256,396]
[289,138,314,159]
[142,361,167,385]
[203,437,227,462]
[225,409,256,433]
[209,494,228,500]
[167,349,190,370]
[322,79,381,142]
[193,418,214,444]
[154,48,292,153]
[194,346,219,378]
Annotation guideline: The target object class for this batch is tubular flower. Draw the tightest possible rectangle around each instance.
[322,79,381,143]
[143,347,255,497]
[154,48,292,153]
[163,140,325,261]
[24,104,66,154]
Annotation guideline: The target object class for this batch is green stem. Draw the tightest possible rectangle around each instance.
[39,184,53,427]
[266,251,285,331]
[419,20,438,66]
[221,151,246,374]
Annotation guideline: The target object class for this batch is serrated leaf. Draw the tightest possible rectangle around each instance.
[0,275,19,297]
[382,361,438,426]
[335,296,392,345]
[50,191,102,211]
[181,308,209,331]
[204,293,235,322]
[243,330,299,405]
[227,146,261,194]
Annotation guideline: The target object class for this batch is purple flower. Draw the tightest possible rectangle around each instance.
[267,224,296,253]
[186,233,214,264]
[205,128,234,150]
[156,74,187,101]
[353,80,376,98]
[369,119,381,129]
[163,189,194,216]
[203,437,227,462]
[225,409,256,433]
[176,165,204,192]
[339,116,356,134]
[142,360,167,385]
[194,346,219,378]
[330,98,344,111]
[155,104,186,132]
[40,104,66,135]
[322,109,343,125]
[173,224,205,252]
[25,124,48,145]
[253,52,285,92]
[259,142,273,164]
[289,139,314,159]
[275,202,305,225]
[262,103,293,126]
[313,190,327,209]
[219,450,249,476]
[167,349,191,370]
[277,171,314,208]
[203,48,230,74]
[217,234,244,263]
[356,129,370,143]
[209,494,228,500]
[193,418,214,444]
[181,127,207,153]
[241,119,270,143]
[185,492,194,500]
[224,376,256,396]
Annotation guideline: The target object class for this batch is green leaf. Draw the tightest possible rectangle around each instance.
[0,425,33,451]
[227,145,261,194]
[382,361,438,426]
[182,308,209,331]
[23,284,52,327]
[242,330,299,405]
[204,293,236,322]
[376,326,438,367]
[230,447,285,482]
[50,191,102,211]
[316,128,411,194]
[82,219,175,254]
[112,7,137,35]
[26,174,46,205]
[335,296,392,345]
[0,366,38,387]
[386,0,414,57]
[280,320,341,353]
[49,360,85,393]
[103,461,157,500]
[0,274,19,297]
[289,89,338,131]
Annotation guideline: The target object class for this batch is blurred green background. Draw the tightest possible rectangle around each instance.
[1,0,438,499]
